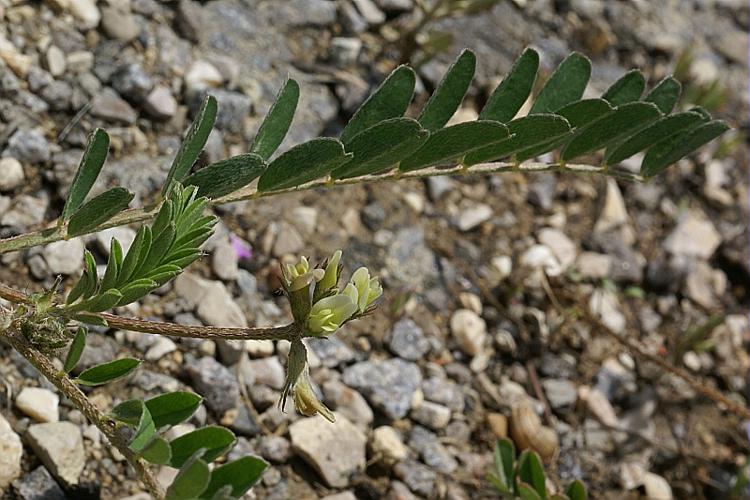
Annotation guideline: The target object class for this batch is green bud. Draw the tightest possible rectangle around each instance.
[306,294,358,335]
[350,267,383,312]
[314,249,342,301]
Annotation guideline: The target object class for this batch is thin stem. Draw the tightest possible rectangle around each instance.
[0,161,644,255]
[0,328,164,497]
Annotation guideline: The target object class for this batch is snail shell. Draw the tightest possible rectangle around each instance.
[510,400,559,460]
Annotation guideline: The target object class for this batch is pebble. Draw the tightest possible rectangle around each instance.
[12,466,65,500]
[538,228,577,270]
[0,413,23,489]
[541,379,578,409]
[594,178,630,235]
[211,240,239,280]
[663,210,721,260]
[187,356,240,415]
[42,238,85,275]
[575,251,612,279]
[100,7,140,41]
[91,90,138,124]
[450,309,487,357]
[321,378,374,426]
[0,157,24,191]
[112,63,154,103]
[322,493,357,500]
[184,60,224,91]
[370,426,409,465]
[352,0,386,25]
[409,425,457,474]
[289,414,367,488]
[421,376,464,412]
[588,289,626,334]
[26,422,85,487]
[387,318,431,361]
[258,436,292,463]
[1,194,48,230]
[45,45,67,77]
[375,0,413,11]
[68,0,101,28]
[144,85,178,120]
[487,412,508,438]
[330,37,362,67]
[411,401,451,430]
[685,261,726,309]
[66,51,94,74]
[272,222,305,257]
[16,387,59,423]
[145,337,178,361]
[394,460,436,497]
[342,359,422,420]
[196,281,247,328]
[455,203,493,231]
[5,129,51,164]
[520,244,562,277]
[245,357,286,390]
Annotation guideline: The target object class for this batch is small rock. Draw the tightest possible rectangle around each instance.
[370,426,409,465]
[286,0,338,26]
[684,261,726,309]
[455,203,493,231]
[538,228,577,270]
[450,309,486,356]
[5,129,50,164]
[191,89,250,133]
[330,37,362,67]
[111,64,154,103]
[387,318,430,361]
[100,7,140,41]
[66,51,94,74]
[394,460,436,497]
[575,251,612,279]
[42,238,85,275]
[594,178,630,235]
[352,0,386,25]
[643,471,673,499]
[520,244,562,277]
[258,436,291,463]
[68,0,101,28]
[196,281,247,328]
[187,356,240,414]
[145,337,177,361]
[16,388,59,423]
[0,158,24,191]
[322,493,357,500]
[289,414,367,488]
[211,240,239,280]
[487,413,508,438]
[375,0,413,11]
[527,174,556,210]
[422,376,464,412]
[411,401,451,430]
[664,210,721,260]
[343,359,422,419]
[26,422,85,487]
[409,425,457,473]
[143,85,177,120]
[589,289,626,334]
[12,466,65,500]
[1,194,48,230]
[0,413,23,489]
[321,379,374,426]
[715,29,747,65]
[272,222,305,257]
[91,90,138,124]
[245,357,285,390]
[541,379,577,410]
[184,60,223,91]
[45,46,66,77]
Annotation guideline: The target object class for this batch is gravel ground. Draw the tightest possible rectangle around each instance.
[0,0,747,499]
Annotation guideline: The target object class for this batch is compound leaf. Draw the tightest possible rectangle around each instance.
[257,138,349,191]
[67,187,134,237]
[530,52,591,114]
[641,120,729,177]
[399,120,510,172]
[332,118,428,179]
[184,153,266,198]
[602,70,645,106]
[340,65,416,146]
[62,128,110,221]
[480,47,539,122]
[418,49,476,131]
[251,78,300,160]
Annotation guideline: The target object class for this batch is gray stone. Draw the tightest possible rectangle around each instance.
[408,425,457,474]
[0,413,23,490]
[289,415,366,487]
[330,37,362,68]
[307,337,356,368]
[100,7,140,41]
[542,379,578,409]
[370,425,409,465]
[15,388,59,423]
[1,194,48,231]
[411,401,451,430]
[176,0,203,42]
[259,436,291,463]
[455,203,492,231]
[664,211,721,260]
[190,89,251,133]
[5,129,50,164]
[271,222,305,257]
[12,466,65,500]
[111,64,154,103]
[42,238,85,275]
[91,89,138,124]
[426,176,455,201]
[285,0,338,26]
[422,376,464,412]
[0,158,24,191]
[211,240,239,280]
[68,0,101,28]
[187,356,240,414]
[375,0,413,11]
[196,281,247,328]
[75,334,119,372]
[386,227,439,290]
[527,174,556,210]
[144,85,177,120]
[352,0,386,25]
[321,378,373,426]
[450,309,486,356]
[45,46,67,77]
[40,81,74,111]
[26,422,85,487]
[245,357,285,390]
[538,228,577,270]
[343,359,422,419]
[575,252,612,279]
[387,318,430,361]
[394,460,436,497]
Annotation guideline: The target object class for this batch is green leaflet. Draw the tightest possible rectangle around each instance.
[331,118,429,179]
[129,402,156,453]
[604,111,706,165]
[530,52,591,114]
[75,358,141,386]
[464,114,570,165]
[340,65,416,146]
[645,76,681,114]
[418,49,476,132]
[641,120,729,177]
[67,187,134,237]
[63,326,87,373]
[141,437,172,465]
[495,439,515,492]
[257,138,350,191]
[480,47,539,123]
[170,426,237,468]
[517,450,546,499]
[560,102,662,161]
[516,483,543,500]
[145,391,203,428]
[183,153,266,198]
[399,120,510,172]
[62,128,110,221]
[602,69,645,106]
[250,78,300,160]
[566,480,588,500]
[163,95,218,195]
[166,453,210,500]
[555,98,612,128]
[199,456,268,500]
[100,238,123,292]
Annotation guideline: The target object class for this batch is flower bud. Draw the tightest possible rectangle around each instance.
[293,367,335,423]
[350,267,383,313]
[306,294,358,335]
[314,250,342,301]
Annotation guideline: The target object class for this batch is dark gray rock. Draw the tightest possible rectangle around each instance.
[12,466,65,500]
[189,89,251,133]
[421,376,464,412]
[111,63,154,103]
[387,319,431,361]
[394,460,437,497]
[40,81,73,111]
[386,227,439,290]
[90,89,138,124]
[187,356,240,415]
[408,426,457,474]
[527,174,556,211]
[226,405,260,437]
[307,337,356,368]
[342,359,422,419]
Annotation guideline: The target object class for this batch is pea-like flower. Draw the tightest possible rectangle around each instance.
[293,367,335,423]
[314,249,342,300]
[350,267,383,313]
[282,256,324,291]
[306,293,358,335]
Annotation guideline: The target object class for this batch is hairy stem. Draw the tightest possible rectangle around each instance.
[0,161,644,255]
[0,328,164,497]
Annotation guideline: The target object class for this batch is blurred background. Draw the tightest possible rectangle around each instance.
[0,0,747,498]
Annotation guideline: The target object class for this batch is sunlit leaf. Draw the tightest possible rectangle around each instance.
[251,79,300,160]
[67,188,134,237]
[418,49,476,131]
[530,52,591,114]
[62,128,110,221]
[480,47,539,122]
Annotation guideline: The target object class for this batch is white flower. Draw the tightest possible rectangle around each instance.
[306,294,358,335]
[350,267,383,312]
